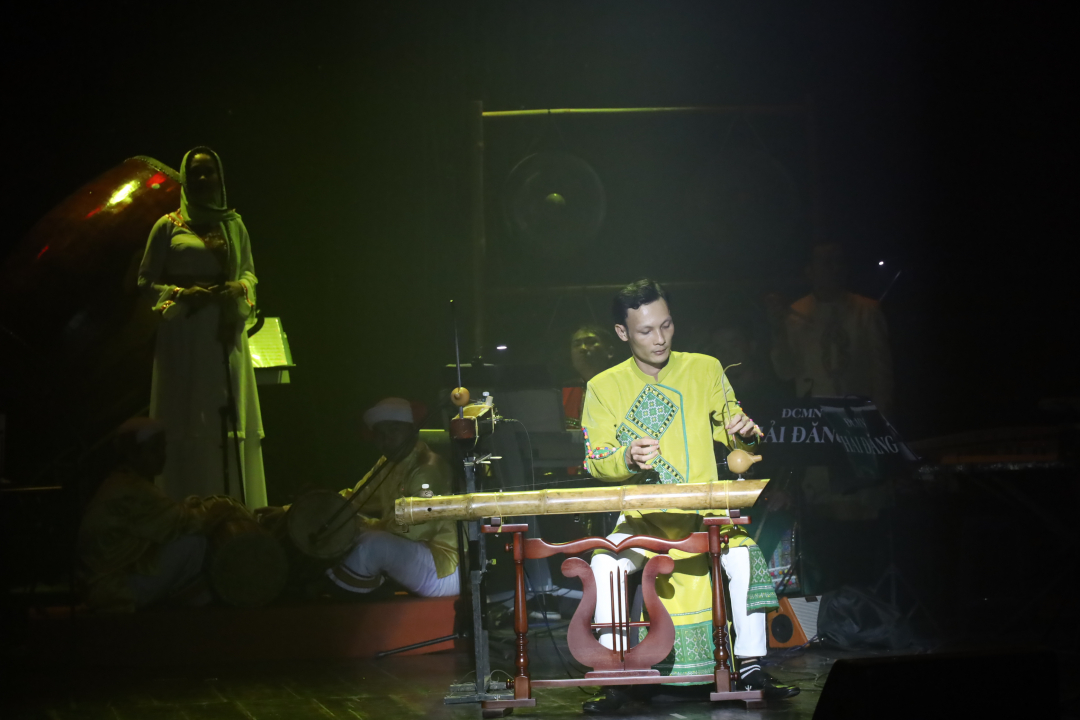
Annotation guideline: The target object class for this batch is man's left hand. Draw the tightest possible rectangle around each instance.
[725,412,761,439]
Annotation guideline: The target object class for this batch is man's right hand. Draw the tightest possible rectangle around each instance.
[625,437,661,471]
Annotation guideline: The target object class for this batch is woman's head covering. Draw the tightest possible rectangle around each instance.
[179,146,240,225]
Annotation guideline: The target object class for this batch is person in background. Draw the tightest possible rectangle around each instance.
[326,398,459,598]
[768,242,894,416]
[704,315,788,413]
[707,317,796,564]
[138,147,266,507]
[78,418,224,613]
[767,243,895,536]
[563,324,619,430]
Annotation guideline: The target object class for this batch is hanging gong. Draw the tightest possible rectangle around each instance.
[503,151,606,249]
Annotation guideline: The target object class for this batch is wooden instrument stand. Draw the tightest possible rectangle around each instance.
[478,514,765,717]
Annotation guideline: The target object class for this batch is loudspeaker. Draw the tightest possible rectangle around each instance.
[766,597,809,648]
[813,650,1057,719]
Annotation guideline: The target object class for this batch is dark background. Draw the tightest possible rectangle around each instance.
[3,1,1075,502]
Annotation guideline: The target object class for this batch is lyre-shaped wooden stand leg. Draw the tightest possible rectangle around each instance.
[480,527,536,716]
[706,523,766,708]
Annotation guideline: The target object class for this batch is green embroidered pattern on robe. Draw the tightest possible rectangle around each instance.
[652,456,686,484]
[746,545,779,613]
[641,618,716,679]
[616,422,642,447]
[626,385,679,438]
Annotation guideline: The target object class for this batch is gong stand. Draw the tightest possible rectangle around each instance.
[477,514,765,716]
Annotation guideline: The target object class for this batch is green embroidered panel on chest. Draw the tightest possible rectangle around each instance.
[626,385,679,438]
[617,422,684,483]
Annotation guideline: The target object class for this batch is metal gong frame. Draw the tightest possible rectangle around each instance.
[466,101,818,361]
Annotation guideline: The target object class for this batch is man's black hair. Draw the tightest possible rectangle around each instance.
[611,279,670,326]
[571,323,617,347]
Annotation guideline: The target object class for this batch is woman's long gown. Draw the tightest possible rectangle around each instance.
[138,214,267,508]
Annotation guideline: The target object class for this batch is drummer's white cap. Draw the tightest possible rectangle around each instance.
[115,417,165,446]
[363,397,414,428]
[115,416,165,455]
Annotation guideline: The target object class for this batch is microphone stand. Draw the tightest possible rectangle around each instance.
[218,300,247,506]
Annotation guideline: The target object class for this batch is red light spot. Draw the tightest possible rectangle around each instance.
[36,245,49,260]
[85,206,102,218]
[145,172,167,187]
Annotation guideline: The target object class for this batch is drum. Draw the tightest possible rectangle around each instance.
[204,497,289,607]
[286,489,364,559]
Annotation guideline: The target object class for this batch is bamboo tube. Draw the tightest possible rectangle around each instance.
[394,480,768,526]
[481,106,804,118]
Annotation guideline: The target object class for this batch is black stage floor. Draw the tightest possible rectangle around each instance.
[0,640,861,720]
[4,609,1077,719]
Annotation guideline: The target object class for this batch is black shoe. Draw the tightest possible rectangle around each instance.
[582,686,635,714]
[740,669,801,700]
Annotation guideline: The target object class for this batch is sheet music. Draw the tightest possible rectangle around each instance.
[249,317,294,369]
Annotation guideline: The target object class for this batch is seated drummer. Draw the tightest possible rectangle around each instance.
[78,418,218,613]
[580,279,799,713]
[326,398,459,598]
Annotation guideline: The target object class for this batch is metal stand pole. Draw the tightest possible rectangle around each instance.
[375,634,461,659]
[220,340,246,506]
[445,449,513,707]
[470,99,486,359]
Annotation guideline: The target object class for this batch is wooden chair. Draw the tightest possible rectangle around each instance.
[479,514,765,717]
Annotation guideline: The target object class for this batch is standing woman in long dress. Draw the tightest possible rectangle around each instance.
[138,147,267,507]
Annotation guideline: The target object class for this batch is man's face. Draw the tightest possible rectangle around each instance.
[570,330,612,380]
[615,299,674,369]
[372,420,417,461]
[131,432,167,477]
[187,153,222,206]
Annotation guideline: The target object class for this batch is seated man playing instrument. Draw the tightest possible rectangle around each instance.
[326,398,459,598]
[580,279,799,713]
[78,418,222,613]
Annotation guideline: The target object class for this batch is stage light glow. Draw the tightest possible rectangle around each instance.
[108,181,138,207]
[496,345,508,350]
[878,261,885,266]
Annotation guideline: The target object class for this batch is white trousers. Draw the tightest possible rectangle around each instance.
[592,533,767,658]
[328,530,459,598]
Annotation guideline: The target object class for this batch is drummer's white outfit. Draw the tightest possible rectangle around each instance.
[329,530,459,597]
[327,438,459,598]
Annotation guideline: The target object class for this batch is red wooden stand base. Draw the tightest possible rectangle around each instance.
[710,690,767,708]
[478,515,765,715]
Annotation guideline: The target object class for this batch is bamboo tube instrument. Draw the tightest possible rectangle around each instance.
[395,479,768,526]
